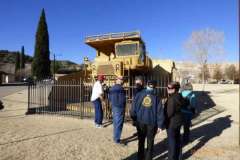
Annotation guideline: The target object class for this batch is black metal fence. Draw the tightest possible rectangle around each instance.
[27,76,170,119]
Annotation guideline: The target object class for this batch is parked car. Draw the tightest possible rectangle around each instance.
[21,77,34,84]
[218,79,232,84]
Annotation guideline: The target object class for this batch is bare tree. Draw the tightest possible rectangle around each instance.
[198,63,210,82]
[184,28,225,89]
[213,64,223,82]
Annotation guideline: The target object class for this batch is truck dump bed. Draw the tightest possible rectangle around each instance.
[85,31,142,53]
[85,31,141,42]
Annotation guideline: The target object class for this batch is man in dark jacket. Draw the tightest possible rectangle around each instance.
[130,80,165,160]
[165,81,186,160]
[109,76,126,145]
[132,75,145,127]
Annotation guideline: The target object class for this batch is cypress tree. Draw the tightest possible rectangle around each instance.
[20,46,25,69]
[32,8,51,80]
[15,52,20,73]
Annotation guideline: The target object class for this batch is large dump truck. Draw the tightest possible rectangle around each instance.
[85,31,152,85]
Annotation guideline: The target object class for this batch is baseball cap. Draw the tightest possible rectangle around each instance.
[97,75,105,81]
[147,80,157,87]
[135,76,144,81]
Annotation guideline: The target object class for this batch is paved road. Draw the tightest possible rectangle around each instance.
[0,86,27,98]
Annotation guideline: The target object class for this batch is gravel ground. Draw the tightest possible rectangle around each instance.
[0,84,239,160]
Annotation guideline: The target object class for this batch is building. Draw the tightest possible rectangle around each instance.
[175,61,239,82]
[152,59,179,81]
[0,63,15,84]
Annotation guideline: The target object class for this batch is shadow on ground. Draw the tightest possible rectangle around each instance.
[0,100,4,110]
[193,91,216,113]
[123,115,232,160]
[123,90,230,160]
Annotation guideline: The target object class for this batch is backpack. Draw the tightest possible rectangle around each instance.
[180,93,195,119]
[182,95,190,109]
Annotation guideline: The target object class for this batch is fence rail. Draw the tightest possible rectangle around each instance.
[27,78,169,120]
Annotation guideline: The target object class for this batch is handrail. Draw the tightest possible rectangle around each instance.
[85,31,141,42]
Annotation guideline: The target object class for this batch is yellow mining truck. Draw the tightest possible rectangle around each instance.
[85,31,152,85]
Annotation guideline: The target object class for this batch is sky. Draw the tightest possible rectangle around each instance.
[0,0,238,64]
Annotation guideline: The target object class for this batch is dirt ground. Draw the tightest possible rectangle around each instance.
[0,84,239,160]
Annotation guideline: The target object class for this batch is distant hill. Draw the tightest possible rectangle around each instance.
[54,60,82,74]
[0,50,79,66]
[0,50,81,74]
[0,50,33,63]
[56,60,78,67]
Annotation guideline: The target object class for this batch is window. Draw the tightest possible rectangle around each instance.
[139,43,145,63]
[116,43,138,56]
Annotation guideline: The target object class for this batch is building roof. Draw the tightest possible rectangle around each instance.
[152,59,176,73]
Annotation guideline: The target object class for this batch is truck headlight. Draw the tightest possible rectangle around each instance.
[116,64,120,70]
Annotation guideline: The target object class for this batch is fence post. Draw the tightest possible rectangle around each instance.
[27,82,30,114]
[80,78,82,119]
[26,82,31,115]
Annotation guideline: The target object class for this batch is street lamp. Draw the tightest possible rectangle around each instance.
[50,51,61,82]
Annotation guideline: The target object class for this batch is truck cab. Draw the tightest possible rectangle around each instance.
[85,31,152,84]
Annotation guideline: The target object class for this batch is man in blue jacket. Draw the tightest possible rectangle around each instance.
[109,76,126,145]
[130,80,165,160]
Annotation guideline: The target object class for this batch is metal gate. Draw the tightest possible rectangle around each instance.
[26,76,170,119]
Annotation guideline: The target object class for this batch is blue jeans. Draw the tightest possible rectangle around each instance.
[92,98,103,125]
[112,106,125,143]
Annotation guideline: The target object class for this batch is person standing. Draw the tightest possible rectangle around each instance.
[109,76,126,144]
[130,80,165,160]
[164,82,185,160]
[180,82,197,144]
[91,75,105,128]
[132,75,145,127]
[133,76,145,97]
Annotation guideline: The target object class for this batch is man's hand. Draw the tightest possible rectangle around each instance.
[100,95,104,101]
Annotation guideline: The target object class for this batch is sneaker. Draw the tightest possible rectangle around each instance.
[96,124,103,128]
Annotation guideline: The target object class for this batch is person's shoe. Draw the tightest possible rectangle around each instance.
[96,124,103,128]
[114,139,127,146]
[115,142,126,147]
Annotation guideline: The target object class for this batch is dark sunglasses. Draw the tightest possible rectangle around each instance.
[167,86,174,89]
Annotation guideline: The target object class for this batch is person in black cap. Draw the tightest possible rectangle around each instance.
[130,80,165,160]
[134,76,145,97]
[132,75,145,127]
[164,81,186,160]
